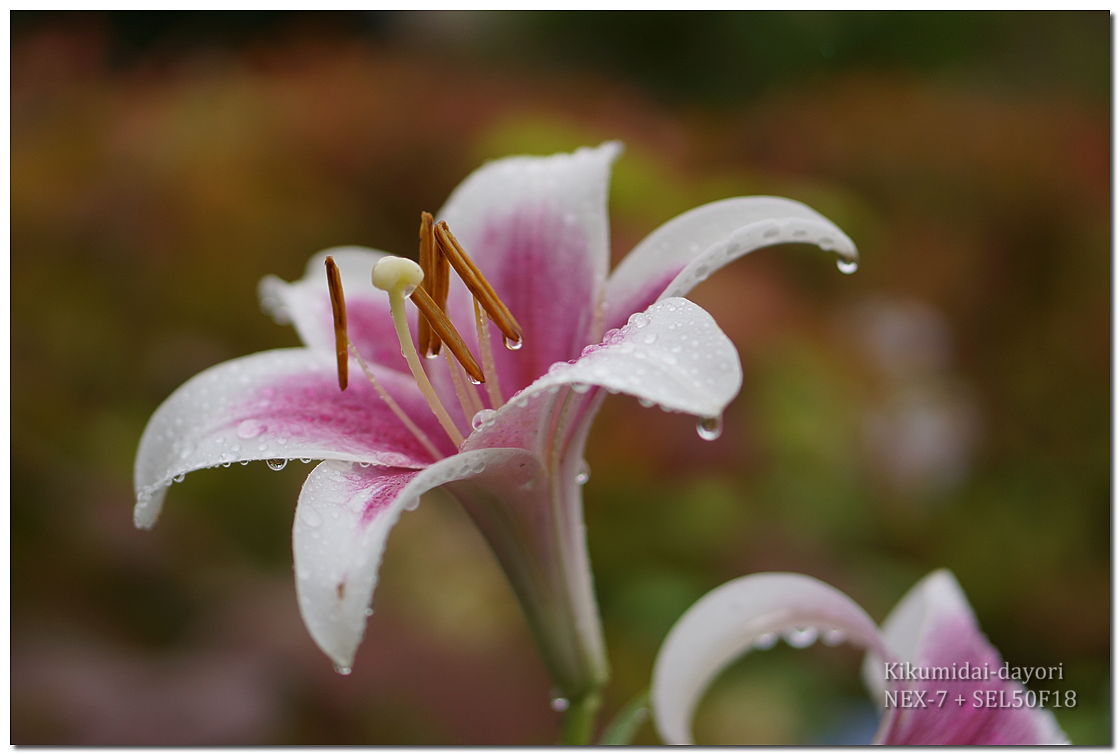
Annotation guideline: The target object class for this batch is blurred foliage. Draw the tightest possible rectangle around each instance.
[11,10,1108,745]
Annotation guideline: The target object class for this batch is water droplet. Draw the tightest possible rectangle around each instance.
[550,697,570,712]
[363,608,374,617]
[836,257,859,275]
[822,628,846,646]
[754,632,779,650]
[172,473,185,483]
[471,409,497,431]
[504,335,524,351]
[628,312,650,329]
[696,415,723,441]
[467,375,482,385]
[785,626,819,648]
[571,382,591,394]
[237,419,263,439]
[300,508,322,527]
[300,458,312,464]
[575,460,590,485]
[267,458,289,471]
[334,665,352,676]
[404,498,419,511]
[642,332,657,345]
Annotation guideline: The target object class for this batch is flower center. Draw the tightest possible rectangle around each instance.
[325,213,524,457]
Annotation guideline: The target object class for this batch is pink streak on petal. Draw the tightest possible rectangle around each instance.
[881,603,1066,744]
[451,204,595,394]
[232,365,451,464]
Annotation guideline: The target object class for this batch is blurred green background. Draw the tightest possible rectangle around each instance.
[11,10,1109,745]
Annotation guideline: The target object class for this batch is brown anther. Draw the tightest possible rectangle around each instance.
[434,221,523,344]
[409,285,486,384]
[324,256,348,390]
[416,212,438,356]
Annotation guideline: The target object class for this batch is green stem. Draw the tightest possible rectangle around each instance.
[560,688,603,745]
[598,690,650,745]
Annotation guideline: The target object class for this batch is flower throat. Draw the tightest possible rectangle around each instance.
[325,213,524,456]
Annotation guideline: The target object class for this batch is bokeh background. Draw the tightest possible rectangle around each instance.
[11,11,1109,745]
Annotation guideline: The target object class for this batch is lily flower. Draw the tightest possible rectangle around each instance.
[651,570,1068,744]
[134,143,856,705]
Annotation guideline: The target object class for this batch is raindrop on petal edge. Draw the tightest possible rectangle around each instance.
[696,415,723,441]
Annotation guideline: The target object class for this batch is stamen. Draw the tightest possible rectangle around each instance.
[474,299,505,408]
[416,212,439,357]
[410,285,485,384]
[324,256,349,390]
[348,342,442,460]
[372,256,466,447]
[434,221,522,346]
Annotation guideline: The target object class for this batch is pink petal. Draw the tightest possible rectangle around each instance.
[651,573,888,745]
[438,143,621,393]
[134,348,448,529]
[870,571,1068,745]
[294,450,539,669]
[260,247,417,374]
[605,197,857,331]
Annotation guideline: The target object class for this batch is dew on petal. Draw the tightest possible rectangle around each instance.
[822,628,847,646]
[754,632,779,650]
[785,626,819,648]
[334,665,352,676]
[550,697,570,712]
[300,508,322,527]
[236,419,264,439]
[266,458,289,471]
[696,415,723,441]
[627,312,650,329]
[836,257,859,275]
[471,408,497,431]
[575,460,590,485]
[504,334,524,351]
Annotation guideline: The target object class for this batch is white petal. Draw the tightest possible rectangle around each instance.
[606,197,858,330]
[294,449,539,669]
[438,141,621,290]
[651,573,885,745]
[463,297,741,459]
[134,348,443,530]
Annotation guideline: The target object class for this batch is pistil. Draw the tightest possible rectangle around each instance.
[372,256,466,447]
